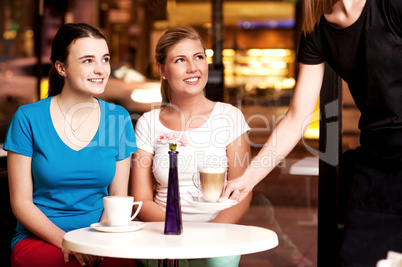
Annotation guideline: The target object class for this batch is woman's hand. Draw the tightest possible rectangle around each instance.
[220,176,253,203]
[62,248,103,266]
[62,248,84,266]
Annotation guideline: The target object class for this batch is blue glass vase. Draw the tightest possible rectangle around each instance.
[164,150,183,235]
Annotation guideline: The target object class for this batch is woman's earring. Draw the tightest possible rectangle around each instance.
[162,76,166,80]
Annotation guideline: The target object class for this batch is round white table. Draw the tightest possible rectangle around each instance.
[63,221,278,264]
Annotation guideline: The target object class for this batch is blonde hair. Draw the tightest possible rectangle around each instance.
[302,0,338,35]
[155,26,206,103]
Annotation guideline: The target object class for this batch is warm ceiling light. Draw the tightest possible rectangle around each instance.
[206,49,214,58]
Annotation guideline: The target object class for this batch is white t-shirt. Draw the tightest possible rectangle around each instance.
[135,102,250,222]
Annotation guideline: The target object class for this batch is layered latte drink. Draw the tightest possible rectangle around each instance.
[197,166,226,202]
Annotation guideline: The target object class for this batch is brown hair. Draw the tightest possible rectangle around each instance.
[155,26,206,103]
[48,23,107,97]
[302,0,338,35]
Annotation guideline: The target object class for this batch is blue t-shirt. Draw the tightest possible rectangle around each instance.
[3,97,137,248]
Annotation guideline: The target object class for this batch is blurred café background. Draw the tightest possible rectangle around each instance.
[0,0,362,266]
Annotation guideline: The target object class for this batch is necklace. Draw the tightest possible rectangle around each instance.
[56,95,95,135]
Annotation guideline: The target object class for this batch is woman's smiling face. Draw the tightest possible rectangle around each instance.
[61,37,111,95]
[159,38,208,100]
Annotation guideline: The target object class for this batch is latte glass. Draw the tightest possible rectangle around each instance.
[193,165,226,202]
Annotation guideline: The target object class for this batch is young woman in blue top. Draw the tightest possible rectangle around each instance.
[4,23,137,267]
[222,0,402,266]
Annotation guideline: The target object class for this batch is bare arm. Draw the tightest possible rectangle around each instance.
[221,63,325,202]
[99,156,132,222]
[8,151,88,265]
[212,132,252,223]
[109,156,132,195]
[130,149,165,221]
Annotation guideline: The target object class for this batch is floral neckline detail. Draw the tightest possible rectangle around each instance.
[157,132,187,152]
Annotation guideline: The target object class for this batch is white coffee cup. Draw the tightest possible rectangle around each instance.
[103,196,143,226]
[193,165,226,202]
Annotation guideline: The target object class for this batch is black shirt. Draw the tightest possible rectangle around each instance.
[298,0,402,157]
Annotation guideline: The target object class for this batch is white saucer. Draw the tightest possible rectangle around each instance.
[90,221,145,233]
[184,196,238,211]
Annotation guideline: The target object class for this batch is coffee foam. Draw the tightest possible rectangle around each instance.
[198,166,226,173]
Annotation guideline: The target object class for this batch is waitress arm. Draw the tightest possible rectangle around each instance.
[222,62,325,202]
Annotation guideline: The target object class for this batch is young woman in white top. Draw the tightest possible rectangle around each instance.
[131,26,252,266]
